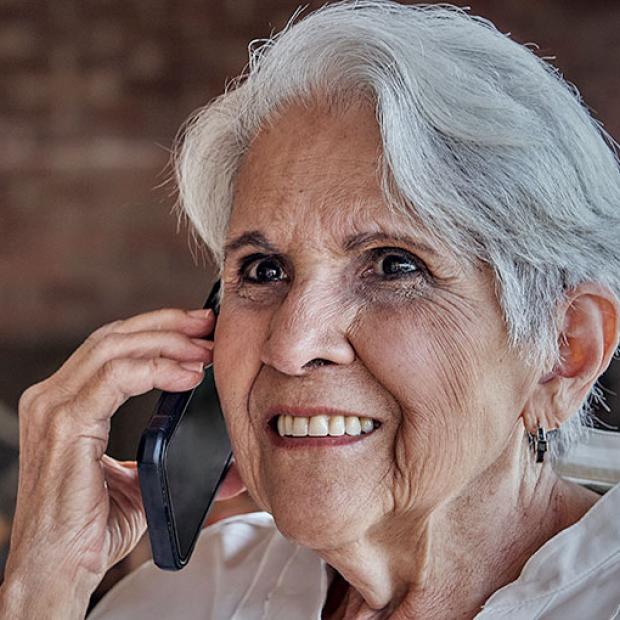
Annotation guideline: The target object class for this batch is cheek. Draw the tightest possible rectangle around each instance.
[353,295,483,422]
[351,295,507,509]
[213,304,271,507]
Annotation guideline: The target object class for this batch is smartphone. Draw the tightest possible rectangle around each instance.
[137,280,233,570]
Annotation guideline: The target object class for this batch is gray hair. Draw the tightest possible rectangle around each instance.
[174,0,620,457]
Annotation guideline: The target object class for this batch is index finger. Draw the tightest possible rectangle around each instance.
[93,307,215,341]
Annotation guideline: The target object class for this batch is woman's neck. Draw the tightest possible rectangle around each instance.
[320,435,599,620]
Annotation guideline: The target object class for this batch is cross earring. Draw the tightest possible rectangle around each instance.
[529,427,548,463]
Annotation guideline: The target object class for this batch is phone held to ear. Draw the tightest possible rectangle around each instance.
[137,280,233,570]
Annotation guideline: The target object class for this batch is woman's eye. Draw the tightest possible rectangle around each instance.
[240,255,287,283]
[367,248,422,278]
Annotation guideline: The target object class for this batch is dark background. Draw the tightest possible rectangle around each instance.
[1,0,619,589]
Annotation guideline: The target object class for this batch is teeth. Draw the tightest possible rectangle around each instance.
[329,416,345,436]
[292,416,308,436]
[276,414,376,438]
[360,417,374,433]
[308,415,329,436]
[284,415,293,435]
[345,416,361,436]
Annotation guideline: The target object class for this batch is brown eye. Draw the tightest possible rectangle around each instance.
[241,255,288,283]
[367,248,421,279]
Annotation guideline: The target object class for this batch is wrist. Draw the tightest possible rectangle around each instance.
[0,566,96,620]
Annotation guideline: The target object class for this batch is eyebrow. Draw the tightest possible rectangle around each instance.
[223,231,278,257]
[223,229,439,258]
[343,232,439,258]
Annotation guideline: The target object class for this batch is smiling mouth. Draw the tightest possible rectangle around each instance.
[269,414,381,438]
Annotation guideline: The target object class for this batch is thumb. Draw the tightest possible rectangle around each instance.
[102,456,147,564]
[216,461,247,501]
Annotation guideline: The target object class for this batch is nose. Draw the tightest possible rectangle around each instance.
[259,281,356,375]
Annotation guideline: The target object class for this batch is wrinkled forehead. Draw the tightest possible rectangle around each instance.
[227,100,449,258]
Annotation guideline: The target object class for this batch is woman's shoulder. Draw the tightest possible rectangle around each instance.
[89,484,620,620]
[88,511,327,620]
[477,481,620,619]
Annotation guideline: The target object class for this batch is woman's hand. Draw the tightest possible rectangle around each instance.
[0,308,215,619]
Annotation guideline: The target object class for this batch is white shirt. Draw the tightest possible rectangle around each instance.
[89,482,620,619]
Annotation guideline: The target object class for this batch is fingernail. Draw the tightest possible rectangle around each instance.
[187,308,214,319]
[180,361,205,373]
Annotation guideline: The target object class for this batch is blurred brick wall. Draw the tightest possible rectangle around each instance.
[1,0,619,408]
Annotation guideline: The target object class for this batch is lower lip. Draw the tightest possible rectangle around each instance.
[266,422,381,448]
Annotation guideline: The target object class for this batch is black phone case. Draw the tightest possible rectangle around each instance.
[137,281,229,570]
[137,390,232,570]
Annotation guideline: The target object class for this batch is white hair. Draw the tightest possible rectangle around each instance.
[175,0,620,457]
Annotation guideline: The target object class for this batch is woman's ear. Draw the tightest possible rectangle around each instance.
[523,283,620,432]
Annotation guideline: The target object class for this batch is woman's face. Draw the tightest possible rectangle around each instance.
[214,101,535,549]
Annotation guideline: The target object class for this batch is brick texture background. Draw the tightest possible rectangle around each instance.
[2,0,620,350]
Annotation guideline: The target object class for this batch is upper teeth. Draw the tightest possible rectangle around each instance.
[276,414,375,437]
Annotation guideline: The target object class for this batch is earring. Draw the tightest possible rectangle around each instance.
[528,427,548,463]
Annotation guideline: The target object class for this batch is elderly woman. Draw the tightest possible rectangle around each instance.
[2,1,620,618]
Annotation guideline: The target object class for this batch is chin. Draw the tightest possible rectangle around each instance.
[263,469,378,551]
